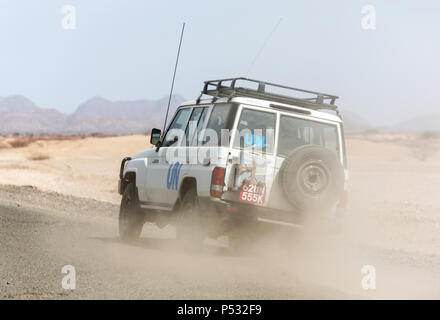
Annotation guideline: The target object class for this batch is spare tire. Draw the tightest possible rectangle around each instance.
[279,145,344,212]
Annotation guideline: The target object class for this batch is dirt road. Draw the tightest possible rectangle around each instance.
[0,187,348,299]
[1,185,439,299]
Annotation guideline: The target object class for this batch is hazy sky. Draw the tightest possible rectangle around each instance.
[1,0,439,125]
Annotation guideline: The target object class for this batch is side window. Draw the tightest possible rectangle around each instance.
[203,104,237,147]
[163,108,191,147]
[278,115,339,157]
[233,108,276,154]
[185,107,208,146]
[193,107,208,146]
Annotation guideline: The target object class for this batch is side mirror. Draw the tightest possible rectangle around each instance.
[150,128,162,146]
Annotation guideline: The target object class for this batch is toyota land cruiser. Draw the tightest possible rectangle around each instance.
[118,78,348,246]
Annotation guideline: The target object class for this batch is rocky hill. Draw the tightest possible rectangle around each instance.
[0,95,185,134]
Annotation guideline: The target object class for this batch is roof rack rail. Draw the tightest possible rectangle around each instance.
[196,77,339,112]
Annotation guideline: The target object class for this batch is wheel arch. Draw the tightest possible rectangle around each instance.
[179,177,197,200]
[120,171,136,195]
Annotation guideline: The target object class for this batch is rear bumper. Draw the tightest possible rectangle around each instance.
[198,196,346,231]
[198,196,303,225]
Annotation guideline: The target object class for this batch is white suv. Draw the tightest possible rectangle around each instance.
[118,78,348,245]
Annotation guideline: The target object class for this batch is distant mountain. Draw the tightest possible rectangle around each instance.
[0,95,40,113]
[339,109,372,132]
[1,95,437,134]
[67,95,185,134]
[392,114,440,132]
[74,95,181,118]
[0,108,66,134]
[0,94,185,134]
[0,95,67,134]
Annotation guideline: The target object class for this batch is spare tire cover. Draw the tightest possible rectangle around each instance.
[279,145,344,212]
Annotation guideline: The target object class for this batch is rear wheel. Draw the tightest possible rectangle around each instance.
[119,182,143,241]
[176,188,205,246]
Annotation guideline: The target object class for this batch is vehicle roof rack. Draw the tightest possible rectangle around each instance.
[196,77,339,113]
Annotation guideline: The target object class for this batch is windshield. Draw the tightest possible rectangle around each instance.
[163,107,191,147]
[278,115,339,157]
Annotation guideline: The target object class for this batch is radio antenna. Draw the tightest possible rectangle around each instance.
[162,22,185,133]
[245,18,282,77]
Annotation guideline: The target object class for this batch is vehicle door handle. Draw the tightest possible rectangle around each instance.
[152,159,159,164]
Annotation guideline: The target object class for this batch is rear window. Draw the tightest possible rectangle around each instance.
[278,115,339,157]
[233,108,276,154]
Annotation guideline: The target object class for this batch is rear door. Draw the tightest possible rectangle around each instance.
[224,105,278,207]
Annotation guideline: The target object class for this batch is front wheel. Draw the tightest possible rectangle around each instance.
[119,182,143,241]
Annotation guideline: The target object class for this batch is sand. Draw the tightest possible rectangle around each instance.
[1,133,440,298]
[0,135,148,203]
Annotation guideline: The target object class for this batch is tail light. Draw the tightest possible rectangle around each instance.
[210,167,226,198]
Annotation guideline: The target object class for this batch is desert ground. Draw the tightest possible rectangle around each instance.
[0,132,439,299]
[0,134,146,203]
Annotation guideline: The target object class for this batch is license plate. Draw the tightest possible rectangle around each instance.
[239,183,266,205]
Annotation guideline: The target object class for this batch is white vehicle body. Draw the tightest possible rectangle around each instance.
[120,91,348,229]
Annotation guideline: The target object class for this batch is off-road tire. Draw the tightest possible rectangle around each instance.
[279,145,344,213]
[119,182,144,241]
